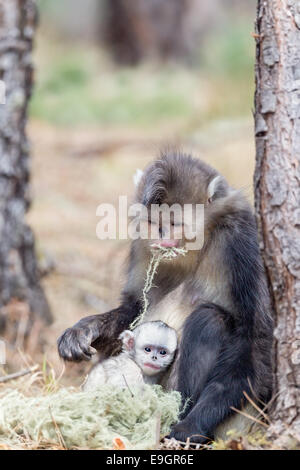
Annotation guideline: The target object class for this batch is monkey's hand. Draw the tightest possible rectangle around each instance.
[57,306,137,362]
[57,315,101,362]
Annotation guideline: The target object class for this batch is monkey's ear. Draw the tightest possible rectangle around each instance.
[119,330,135,351]
[207,175,227,203]
[133,169,144,187]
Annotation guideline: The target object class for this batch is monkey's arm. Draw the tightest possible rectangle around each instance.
[57,299,141,361]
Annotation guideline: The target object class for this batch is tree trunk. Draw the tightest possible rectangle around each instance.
[0,0,51,348]
[254,0,300,443]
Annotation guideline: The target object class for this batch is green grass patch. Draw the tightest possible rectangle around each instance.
[30,20,255,127]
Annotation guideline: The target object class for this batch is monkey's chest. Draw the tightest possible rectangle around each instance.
[142,278,231,335]
[142,285,192,336]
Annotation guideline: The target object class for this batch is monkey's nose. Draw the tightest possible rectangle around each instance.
[152,356,157,361]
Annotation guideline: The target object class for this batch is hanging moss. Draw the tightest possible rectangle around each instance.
[130,246,187,330]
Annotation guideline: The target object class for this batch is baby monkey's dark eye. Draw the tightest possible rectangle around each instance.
[159,350,167,356]
[144,347,151,353]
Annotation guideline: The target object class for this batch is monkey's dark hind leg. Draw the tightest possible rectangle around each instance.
[169,303,254,444]
[175,303,229,420]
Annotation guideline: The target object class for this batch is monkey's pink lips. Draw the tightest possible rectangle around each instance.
[144,362,161,370]
[151,240,179,248]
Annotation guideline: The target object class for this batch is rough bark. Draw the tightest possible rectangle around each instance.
[0,0,51,346]
[254,0,300,442]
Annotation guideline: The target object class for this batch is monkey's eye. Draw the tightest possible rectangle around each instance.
[144,347,151,353]
[159,350,167,356]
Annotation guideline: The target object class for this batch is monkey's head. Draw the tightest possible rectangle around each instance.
[133,151,242,255]
[119,321,177,376]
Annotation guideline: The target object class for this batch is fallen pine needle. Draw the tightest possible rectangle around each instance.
[49,406,67,449]
[243,391,270,424]
[230,406,268,428]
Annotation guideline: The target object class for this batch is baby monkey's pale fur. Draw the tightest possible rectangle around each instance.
[83,321,177,390]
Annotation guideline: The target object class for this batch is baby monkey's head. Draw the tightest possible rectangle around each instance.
[119,321,177,377]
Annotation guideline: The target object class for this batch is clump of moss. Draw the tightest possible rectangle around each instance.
[0,385,181,450]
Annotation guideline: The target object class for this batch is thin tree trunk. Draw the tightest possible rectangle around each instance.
[0,0,51,346]
[254,0,300,442]
[103,0,213,65]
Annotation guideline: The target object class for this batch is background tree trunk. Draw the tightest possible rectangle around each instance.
[103,0,218,65]
[254,0,300,442]
[0,0,51,347]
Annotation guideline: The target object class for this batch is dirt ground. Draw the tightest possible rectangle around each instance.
[22,117,255,384]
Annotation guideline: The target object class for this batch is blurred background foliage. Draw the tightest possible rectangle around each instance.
[31,0,255,127]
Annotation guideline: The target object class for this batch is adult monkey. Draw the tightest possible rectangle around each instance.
[58,152,273,443]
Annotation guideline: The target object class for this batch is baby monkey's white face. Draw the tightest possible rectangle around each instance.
[135,341,173,376]
[120,321,177,377]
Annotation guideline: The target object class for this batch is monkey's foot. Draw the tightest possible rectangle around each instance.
[167,424,209,445]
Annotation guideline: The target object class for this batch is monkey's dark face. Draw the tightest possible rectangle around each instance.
[135,153,230,253]
[137,155,227,253]
[139,209,187,250]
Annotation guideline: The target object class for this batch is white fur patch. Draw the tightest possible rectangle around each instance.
[133,169,144,187]
[207,175,221,199]
[82,354,144,390]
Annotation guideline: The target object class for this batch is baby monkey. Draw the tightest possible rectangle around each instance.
[83,321,177,390]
